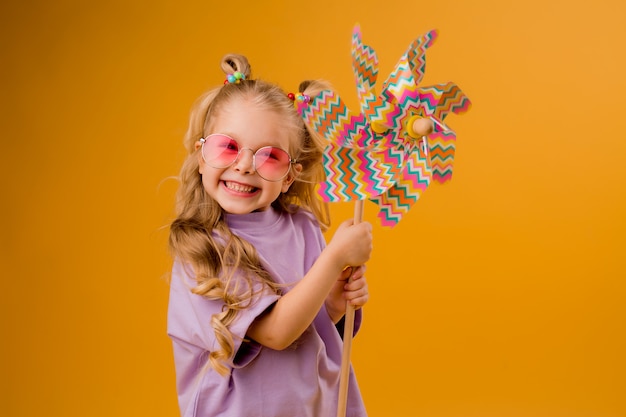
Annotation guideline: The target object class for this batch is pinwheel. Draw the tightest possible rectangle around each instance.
[297,25,471,417]
[299,25,471,226]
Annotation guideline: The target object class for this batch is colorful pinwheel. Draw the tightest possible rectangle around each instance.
[298,25,472,227]
[297,24,472,417]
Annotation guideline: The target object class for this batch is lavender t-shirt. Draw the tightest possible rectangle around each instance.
[167,208,366,417]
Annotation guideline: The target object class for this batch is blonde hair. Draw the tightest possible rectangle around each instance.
[169,54,331,375]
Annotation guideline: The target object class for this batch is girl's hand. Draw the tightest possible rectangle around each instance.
[246,220,371,350]
[325,265,369,323]
[325,219,373,269]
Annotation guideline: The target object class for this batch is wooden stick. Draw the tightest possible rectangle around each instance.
[337,199,365,417]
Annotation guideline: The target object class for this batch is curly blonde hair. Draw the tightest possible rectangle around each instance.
[169,54,331,375]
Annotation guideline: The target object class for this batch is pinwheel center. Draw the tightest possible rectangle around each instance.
[406,115,434,139]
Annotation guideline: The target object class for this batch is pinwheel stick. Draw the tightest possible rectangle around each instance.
[337,199,364,417]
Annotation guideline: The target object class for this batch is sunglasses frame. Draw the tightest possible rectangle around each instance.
[200,134,296,182]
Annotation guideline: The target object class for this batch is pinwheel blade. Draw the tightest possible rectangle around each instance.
[371,140,432,227]
[428,129,457,184]
[318,141,404,202]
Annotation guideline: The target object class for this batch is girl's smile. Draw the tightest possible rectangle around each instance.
[223,180,258,195]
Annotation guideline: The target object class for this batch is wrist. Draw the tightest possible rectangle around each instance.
[320,245,347,274]
[325,299,344,324]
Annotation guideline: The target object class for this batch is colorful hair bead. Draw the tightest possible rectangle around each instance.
[287,92,310,105]
[296,93,310,103]
[224,71,245,85]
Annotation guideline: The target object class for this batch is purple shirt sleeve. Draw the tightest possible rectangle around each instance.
[167,261,281,413]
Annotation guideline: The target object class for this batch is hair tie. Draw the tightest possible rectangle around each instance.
[287,92,310,104]
[224,71,245,85]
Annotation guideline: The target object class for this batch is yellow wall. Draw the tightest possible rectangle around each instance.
[2,1,625,416]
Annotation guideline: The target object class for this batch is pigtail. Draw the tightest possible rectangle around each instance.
[273,79,333,231]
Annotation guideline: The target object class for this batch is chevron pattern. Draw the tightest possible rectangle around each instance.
[298,91,367,147]
[417,82,471,124]
[352,24,379,111]
[404,30,438,85]
[317,142,403,202]
[428,130,457,183]
[298,25,471,227]
[371,141,432,227]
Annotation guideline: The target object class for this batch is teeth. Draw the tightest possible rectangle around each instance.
[225,181,255,193]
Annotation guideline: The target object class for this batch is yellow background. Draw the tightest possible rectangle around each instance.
[2,0,625,416]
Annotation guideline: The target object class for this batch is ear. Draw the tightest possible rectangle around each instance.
[282,163,302,193]
[195,141,205,174]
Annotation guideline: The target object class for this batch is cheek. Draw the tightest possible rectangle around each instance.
[199,166,221,191]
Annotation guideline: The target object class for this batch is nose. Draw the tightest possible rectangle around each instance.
[232,148,256,174]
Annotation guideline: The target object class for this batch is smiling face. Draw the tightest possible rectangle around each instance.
[198,96,301,214]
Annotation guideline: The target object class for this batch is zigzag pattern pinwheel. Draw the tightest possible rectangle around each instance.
[297,24,471,227]
[298,91,364,147]
[352,25,378,102]
[371,142,432,226]
[403,30,438,86]
[417,82,471,125]
[317,141,402,202]
[428,130,457,183]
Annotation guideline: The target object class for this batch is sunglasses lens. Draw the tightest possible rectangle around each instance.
[254,146,291,181]
[203,135,239,168]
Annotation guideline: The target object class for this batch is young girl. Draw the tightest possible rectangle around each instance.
[167,54,373,417]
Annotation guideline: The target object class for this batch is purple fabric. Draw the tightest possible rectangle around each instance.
[167,208,366,417]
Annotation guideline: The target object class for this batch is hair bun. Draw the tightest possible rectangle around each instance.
[220,54,252,79]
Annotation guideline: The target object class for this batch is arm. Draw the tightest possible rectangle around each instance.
[246,219,372,350]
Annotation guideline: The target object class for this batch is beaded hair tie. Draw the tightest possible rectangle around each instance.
[224,71,246,84]
[287,92,310,104]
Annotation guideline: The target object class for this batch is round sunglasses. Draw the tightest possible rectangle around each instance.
[200,134,295,182]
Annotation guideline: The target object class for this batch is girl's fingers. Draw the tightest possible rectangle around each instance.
[346,265,366,281]
[338,265,369,307]
[345,281,369,304]
[348,291,369,308]
[339,266,353,281]
[344,274,367,290]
